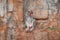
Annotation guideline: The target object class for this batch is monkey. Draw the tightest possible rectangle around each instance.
[24,10,35,31]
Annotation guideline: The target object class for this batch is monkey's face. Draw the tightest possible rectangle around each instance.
[28,11,33,17]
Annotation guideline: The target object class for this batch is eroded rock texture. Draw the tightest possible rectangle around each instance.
[0,0,60,40]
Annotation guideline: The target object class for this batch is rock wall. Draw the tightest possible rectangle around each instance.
[0,0,60,40]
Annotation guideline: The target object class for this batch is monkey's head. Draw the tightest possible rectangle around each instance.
[28,10,33,17]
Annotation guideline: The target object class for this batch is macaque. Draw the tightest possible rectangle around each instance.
[24,10,35,31]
